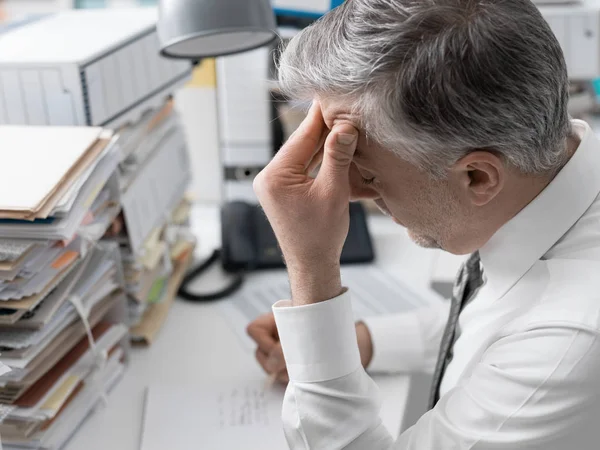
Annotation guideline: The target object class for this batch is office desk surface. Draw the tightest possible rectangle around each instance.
[64,206,451,450]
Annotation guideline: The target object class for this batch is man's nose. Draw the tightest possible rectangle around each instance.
[349,164,379,201]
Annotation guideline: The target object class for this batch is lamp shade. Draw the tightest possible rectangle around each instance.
[158,0,278,59]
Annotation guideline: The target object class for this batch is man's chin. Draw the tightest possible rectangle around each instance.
[407,230,441,249]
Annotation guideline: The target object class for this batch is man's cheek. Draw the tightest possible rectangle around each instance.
[385,196,421,227]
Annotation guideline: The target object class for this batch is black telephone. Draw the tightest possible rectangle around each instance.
[178,201,375,301]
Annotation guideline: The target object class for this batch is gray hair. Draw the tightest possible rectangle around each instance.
[277,0,571,178]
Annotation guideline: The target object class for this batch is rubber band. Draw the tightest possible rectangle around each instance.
[68,293,110,409]
[67,234,111,407]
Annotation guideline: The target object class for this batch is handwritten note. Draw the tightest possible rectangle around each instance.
[218,386,270,429]
[141,380,288,450]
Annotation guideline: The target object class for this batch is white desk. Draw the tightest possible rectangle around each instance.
[64,206,456,450]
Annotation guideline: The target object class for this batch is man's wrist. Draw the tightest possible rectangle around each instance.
[288,264,343,306]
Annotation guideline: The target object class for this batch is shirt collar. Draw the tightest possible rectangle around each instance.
[479,120,600,300]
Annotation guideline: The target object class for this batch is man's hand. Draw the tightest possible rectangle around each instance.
[247,313,288,384]
[248,313,374,383]
[253,101,359,305]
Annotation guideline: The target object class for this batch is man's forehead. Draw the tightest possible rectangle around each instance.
[319,99,362,130]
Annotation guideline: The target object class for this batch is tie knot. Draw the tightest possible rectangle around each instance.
[466,251,484,289]
[464,251,483,289]
[466,251,481,271]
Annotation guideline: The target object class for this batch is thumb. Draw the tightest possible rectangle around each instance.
[316,124,358,188]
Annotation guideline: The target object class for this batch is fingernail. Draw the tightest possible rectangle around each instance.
[337,132,357,145]
[266,355,280,372]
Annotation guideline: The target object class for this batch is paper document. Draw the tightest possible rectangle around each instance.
[218,265,438,350]
[141,374,405,450]
[0,126,102,212]
[0,239,35,262]
[141,382,285,450]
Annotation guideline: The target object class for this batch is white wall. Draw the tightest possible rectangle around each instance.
[1,0,149,18]
[2,0,71,17]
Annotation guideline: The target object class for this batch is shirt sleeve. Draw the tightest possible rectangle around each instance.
[273,291,395,449]
[362,302,450,374]
[273,290,600,450]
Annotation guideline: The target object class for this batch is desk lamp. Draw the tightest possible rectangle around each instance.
[157,0,278,59]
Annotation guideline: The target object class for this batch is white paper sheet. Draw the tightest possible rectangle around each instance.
[0,243,50,282]
[0,149,119,241]
[0,239,35,262]
[52,139,114,216]
[0,126,102,211]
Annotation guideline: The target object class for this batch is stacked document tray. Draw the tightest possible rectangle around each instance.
[0,126,129,450]
[0,7,199,445]
[105,101,196,345]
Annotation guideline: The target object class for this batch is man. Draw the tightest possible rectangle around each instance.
[247,0,600,448]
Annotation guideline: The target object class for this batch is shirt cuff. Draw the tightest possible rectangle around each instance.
[273,290,361,383]
[362,313,425,373]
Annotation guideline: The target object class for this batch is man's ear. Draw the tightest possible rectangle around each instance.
[451,151,505,207]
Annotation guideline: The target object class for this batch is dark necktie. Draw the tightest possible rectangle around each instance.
[428,251,484,409]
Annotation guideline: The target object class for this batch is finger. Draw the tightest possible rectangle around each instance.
[254,345,286,376]
[315,123,359,189]
[276,371,289,385]
[271,101,326,168]
[266,345,286,374]
[255,348,272,374]
[247,325,277,355]
[246,312,277,333]
[247,316,279,354]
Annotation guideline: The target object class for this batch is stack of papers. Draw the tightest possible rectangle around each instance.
[0,126,121,242]
[105,100,196,345]
[0,126,129,449]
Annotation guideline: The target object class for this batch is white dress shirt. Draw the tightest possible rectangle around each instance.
[272,119,600,449]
